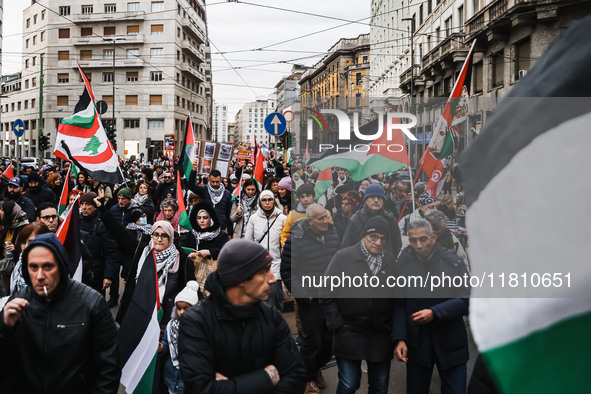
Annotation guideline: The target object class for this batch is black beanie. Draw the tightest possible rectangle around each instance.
[362,216,390,240]
[217,239,273,288]
[80,192,98,207]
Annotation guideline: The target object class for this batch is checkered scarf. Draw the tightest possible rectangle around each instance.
[360,241,383,276]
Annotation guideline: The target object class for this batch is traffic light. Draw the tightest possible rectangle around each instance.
[39,134,50,151]
[106,124,117,150]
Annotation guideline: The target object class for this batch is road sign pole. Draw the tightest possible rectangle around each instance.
[16,137,20,177]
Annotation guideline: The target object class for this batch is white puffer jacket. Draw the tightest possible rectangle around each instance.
[244,205,286,280]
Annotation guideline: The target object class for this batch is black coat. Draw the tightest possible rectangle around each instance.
[0,234,120,394]
[185,202,229,259]
[280,219,340,296]
[392,243,470,370]
[79,211,122,283]
[155,181,176,208]
[8,194,36,223]
[178,271,306,393]
[341,205,402,257]
[188,170,232,231]
[24,185,57,208]
[322,243,397,362]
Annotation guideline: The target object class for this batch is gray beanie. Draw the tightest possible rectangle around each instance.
[217,239,273,288]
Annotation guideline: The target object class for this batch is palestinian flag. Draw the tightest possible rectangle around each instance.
[231,174,243,202]
[178,115,197,180]
[461,17,591,394]
[314,168,333,200]
[120,250,162,394]
[309,114,410,181]
[302,143,310,166]
[253,143,264,189]
[2,165,14,180]
[54,64,123,185]
[55,197,82,281]
[57,166,71,216]
[176,170,192,230]
[419,40,476,198]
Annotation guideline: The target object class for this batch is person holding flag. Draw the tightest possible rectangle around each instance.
[188,159,232,232]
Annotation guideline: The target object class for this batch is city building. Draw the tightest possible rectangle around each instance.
[0,0,212,161]
[273,64,306,152]
[299,33,371,152]
[212,102,228,142]
[227,121,235,143]
[238,99,276,147]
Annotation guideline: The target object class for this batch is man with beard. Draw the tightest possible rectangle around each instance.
[189,160,232,232]
[341,184,402,257]
[24,172,56,208]
[4,178,36,222]
[154,171,176,211]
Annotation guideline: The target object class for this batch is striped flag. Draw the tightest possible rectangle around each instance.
[53,64,123,185]
[419,40,476,198]
[120,250,162,394]
[176,170,192,231]
[302,143,310,166]
[178,115,196,180]
[55,197,82,281]
[461,18,591,394]
[314,168,333,200]
[253,142,264,189]
[2,165,14,180]
[57,166,71,217]
[231,174,243,202]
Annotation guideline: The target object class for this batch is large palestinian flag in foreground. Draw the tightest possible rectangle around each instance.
[308,115,410,181]
[120,250,162,393]
[461,16,591,393]
[54,64,123,185]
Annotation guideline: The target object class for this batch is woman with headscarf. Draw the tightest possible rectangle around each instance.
[292,172,304,191]
[117,221,194,327]
[333,191,361,238]
[0,201,30,293]
[229,178,259,239]
[186,202,229,260]
[275,176,292,215]
[133,180,156,224]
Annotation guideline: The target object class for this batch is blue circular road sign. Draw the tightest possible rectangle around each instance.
[13,119,25,137]
[264,112,287,137]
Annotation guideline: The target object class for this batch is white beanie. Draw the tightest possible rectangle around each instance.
[174,280,200,306]
[259,190,274,201]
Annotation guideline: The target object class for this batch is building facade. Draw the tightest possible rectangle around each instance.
[238,99,275,147]
[212,102,228,142]
[0,0,212,160]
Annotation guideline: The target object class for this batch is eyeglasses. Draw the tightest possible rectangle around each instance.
[163,176,171,179]
[151,233,170,240]
[40,215,58,221]
[261,198,274,202]
[368,234,386,243]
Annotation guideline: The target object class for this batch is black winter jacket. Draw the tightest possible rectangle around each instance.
[184,202,229,259]
[6,194,36,223]
[24,184,57,208]
[392,243,470,370]
[280,219,340,296]
[79,211,122,283]
[322,243,398,362]
[340,205,402,257]
[188,170,232,231]
[178,271,306,393]
[0,233,120,394]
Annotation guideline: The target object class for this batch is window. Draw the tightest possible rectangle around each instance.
[458,6,464,30]
[32,99,36,108]
[151,24,164,35]
[32,77,37,87]
[127,25,140,35]
[103,95,113,106]
[515,38,531,80]
[57,96,68,106]
[103,73,113,82]
[419,5,424,25]
[125,95,138,105]
[104,26,116,36]
[25,80,29,89]
[59,29,70,39]
[435,27,441,45]
[127,49,139,59]
[81,27,93,36]
[177,27,181,37]
[25,100,29,110]
[127,2,140,11]
[473,0,480,14]
[33,35,37,45]
[59,6,70,16]
[124,119,140,128]
[472,62,483,93]
[148,119,165,128]
[150,48,163,58]
[26,18,30,28]
[363,56,368,64]
[105,4,117,13]
[151,71,163,81]
[151,2,164,12]
[41,32,45,42]
[80,50,92,60]
[34,14,38,24]
[42,10,46,20]
[25,59,29,69]
[445,17,452,38]
[32,57,36,67]
[150,95,162,105]
[81,73,92,82]
[356,73,362,86]
[103,49,114,59]
[493,51,504,87]
[81,5,93,14]
[126,72,138,82]
[428,0,432,14]
[26,39,30,48]
[58,73,69,83]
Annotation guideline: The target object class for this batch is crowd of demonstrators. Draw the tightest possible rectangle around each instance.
[0,151,473,393]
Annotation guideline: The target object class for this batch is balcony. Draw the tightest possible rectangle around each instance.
[421,33,468,75]
[180,63,205,82]
[181,40,205,63]
[73,57,144,69]
[181,18,206,45]
[399,65,425,93]
[73,34,145,46]
[71,11,145,23]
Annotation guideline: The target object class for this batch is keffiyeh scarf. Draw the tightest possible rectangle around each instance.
[360,241,384,276]
[207,183,225,206]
